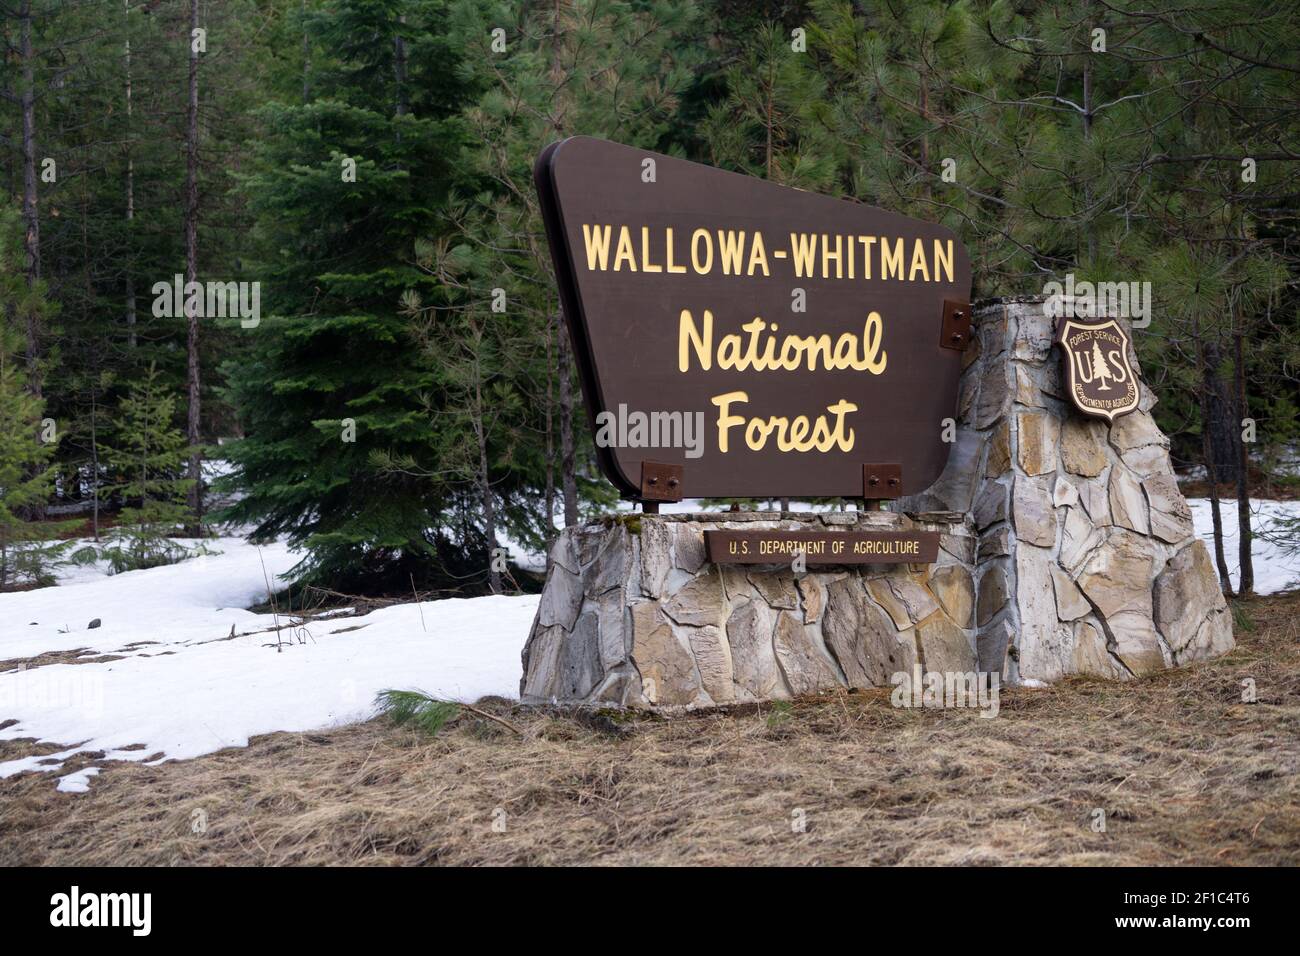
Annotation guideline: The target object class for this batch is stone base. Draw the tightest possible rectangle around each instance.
[521,511,979,709]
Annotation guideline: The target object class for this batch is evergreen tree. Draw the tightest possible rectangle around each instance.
[1089,341,1111,391]
[1,1,270,520]
[98,363,195,573]
[0,0,1295,595]
[215,0,482,591]
[438,0,701,546]
[800,0,1300,582]
[698,20,837,192]
[0,323,71,589]
[375,300,524,593]
[0,201,71,587]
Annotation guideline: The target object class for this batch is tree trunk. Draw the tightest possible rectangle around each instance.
[557,314,578,527]
[544,314,556,537]
[394,15,407,119]
[1233,326,1254,595]
[544,0,576,528]
[184,0,203,533]
[480,485,501,594]
[1198,337,1233,594]
[20,0,41,399]
[124,1,136,349]
[475,381,501,594]
[1201,340,1238,482]
[301,0,312,103]
[764,86,773,179]
[919,72,930,202]
[1081,57,1097,264]
[90,392,100,541]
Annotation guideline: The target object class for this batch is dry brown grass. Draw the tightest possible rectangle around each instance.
[2,592,1297,866]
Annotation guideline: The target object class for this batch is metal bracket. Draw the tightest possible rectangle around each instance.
[862,463,902,501]
[941,299,972,351]
[640,460,683,505]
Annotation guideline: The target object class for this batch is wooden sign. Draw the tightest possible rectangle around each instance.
[1055,317,1140,422]
[535,137,973,500]
[704,530,940,565]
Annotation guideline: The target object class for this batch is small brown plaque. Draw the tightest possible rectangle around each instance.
[1056,317,1140,422]
[704,530,940,565]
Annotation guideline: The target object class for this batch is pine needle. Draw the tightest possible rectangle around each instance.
[375,689,461,736]
[375,690,524,737]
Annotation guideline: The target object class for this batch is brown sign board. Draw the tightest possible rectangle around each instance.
[1055,317,1140,422]
[704,530,940,565]
[535,137,973,500]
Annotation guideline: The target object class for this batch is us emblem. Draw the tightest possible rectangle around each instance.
[1055,317,1140,422]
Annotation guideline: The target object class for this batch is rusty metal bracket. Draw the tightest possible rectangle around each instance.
[862,463,902,503]
[640,460,683,507]
[941,299,972,351]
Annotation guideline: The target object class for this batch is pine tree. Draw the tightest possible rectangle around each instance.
[0,202,71,588]
[1089,341,1112,391]
[374,299,524,594]
[802,0,1300,589]
[0,0,270,524]
[98,363,195,573]
[0,325,72,588]
[439,0,700,545]
[216,0,483,592]
[698,20,838,192]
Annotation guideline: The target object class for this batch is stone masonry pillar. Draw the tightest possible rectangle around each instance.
[899,296,1232,683]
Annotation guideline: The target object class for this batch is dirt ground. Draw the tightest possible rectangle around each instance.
[2,592,1297,866]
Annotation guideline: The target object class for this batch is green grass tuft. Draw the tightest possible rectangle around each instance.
[375,689,461,736]
[766,700,793,730]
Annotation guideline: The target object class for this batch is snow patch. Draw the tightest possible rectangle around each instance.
[0,592,537,786]
[1189,499,1300,594]
[2,536,299,659]
[56,766,100,793]
[1,534,537,790]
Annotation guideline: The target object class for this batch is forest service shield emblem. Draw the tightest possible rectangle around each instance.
[1055,317,1140,422]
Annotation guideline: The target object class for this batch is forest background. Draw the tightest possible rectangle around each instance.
[1,0,1296,597]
